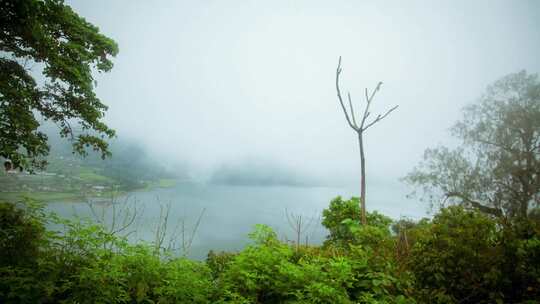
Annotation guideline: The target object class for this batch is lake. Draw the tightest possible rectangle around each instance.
[46,181,427,260]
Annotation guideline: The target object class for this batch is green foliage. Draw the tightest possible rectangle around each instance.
[0,200,217,303]
[322,196,392,249]
[322,196,360,245]
[0,201,46,267]
[157,258,215,303]
[248,223,279,246]
[0,201,51,303]
[496,220,540,302]
[0,0,118,170]
[207,250,237,279]
[216,224,413,303]
[408,206,500,303]
[1,199,538,303]
[72,246,214,303]
[408,206,540,303]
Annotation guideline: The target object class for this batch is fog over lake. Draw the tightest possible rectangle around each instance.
[47,180,424,260]
[14,0,532,258]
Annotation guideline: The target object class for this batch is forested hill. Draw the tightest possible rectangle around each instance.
[0,132,186,202]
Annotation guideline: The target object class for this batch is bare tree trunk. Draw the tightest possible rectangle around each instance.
[334,56,398,225]
[358,133,367,225]
[285,209,317,251]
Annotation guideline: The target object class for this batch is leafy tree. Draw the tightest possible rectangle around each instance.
[0,202,46,267]
[0,0,118,170]
[407,206,540,303]
[404,71,540,219]
[322,196,392,247]
[408,206,501,303]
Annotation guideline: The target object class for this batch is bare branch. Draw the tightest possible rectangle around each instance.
[112,202,138,235]
[365,88,369,104]
[360,82,384,130]
[336,56,359,131]
[446,191,503,217]
[360,88,373,129]
[347,92,358,127]
[185,208,206,256]
[369,82,383,102]
[362,105,399,131]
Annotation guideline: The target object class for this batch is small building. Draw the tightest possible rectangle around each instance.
[4,160,12,172]
[3,160,19,174]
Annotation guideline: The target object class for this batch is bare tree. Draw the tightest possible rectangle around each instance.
[394,218,411,261]
[152,198,206,257]
[84,191,205,257]
[285,208,318,251]
[85,192,141,250]
[335,56,398,225]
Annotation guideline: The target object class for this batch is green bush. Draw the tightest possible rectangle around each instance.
[1,199,537,304]
[408,206,500,303]
[0,201,46,267]
[207,250,237,279]
[322,196,392,248]
[496,219,540,302]
[0,201,55,303]
[71,245,163,303]
[216,224,415,303]
[156,258,215,303]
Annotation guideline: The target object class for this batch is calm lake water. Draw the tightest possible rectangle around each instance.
[46,181,427,260]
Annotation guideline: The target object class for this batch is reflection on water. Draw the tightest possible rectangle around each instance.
[46,181,425,260]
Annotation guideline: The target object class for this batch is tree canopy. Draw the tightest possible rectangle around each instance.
[0,0,118,170]
[405,71,540,220]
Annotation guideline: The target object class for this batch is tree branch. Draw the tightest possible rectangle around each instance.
[336,56,359,131]
[446,191,503,217]
[347,92,358,127]
[362,105,399,131]
[360,88,372,129]
[360,82,384,129]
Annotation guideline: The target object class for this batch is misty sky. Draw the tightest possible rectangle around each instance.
[66,0,540,194]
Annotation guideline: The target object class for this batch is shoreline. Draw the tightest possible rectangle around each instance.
[0,178,180,204]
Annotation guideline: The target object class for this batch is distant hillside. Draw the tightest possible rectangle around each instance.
[0,130,188,202]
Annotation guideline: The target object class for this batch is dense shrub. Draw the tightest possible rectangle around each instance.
[1,199,538,303]
[496,219,540,302]
[408,206,500,303]
[322,196,392,248]
[216,224,415,303]
[0,201,46,267]
[207,250,237,279]
[0,201,216,304]
[408,206,540,303]
[0,201,52,303]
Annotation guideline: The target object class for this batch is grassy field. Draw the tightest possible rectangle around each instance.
[0,191,85,202]
[78,167,114,183]
[156,178,177,188]
[141,178,177,190]
[0,177,177,203]
[0,159,178,203]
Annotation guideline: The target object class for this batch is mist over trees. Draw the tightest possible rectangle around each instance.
[405,71,540,220]
[1,1,540,303]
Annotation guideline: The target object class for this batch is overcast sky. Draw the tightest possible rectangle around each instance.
[67,0,540,191]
